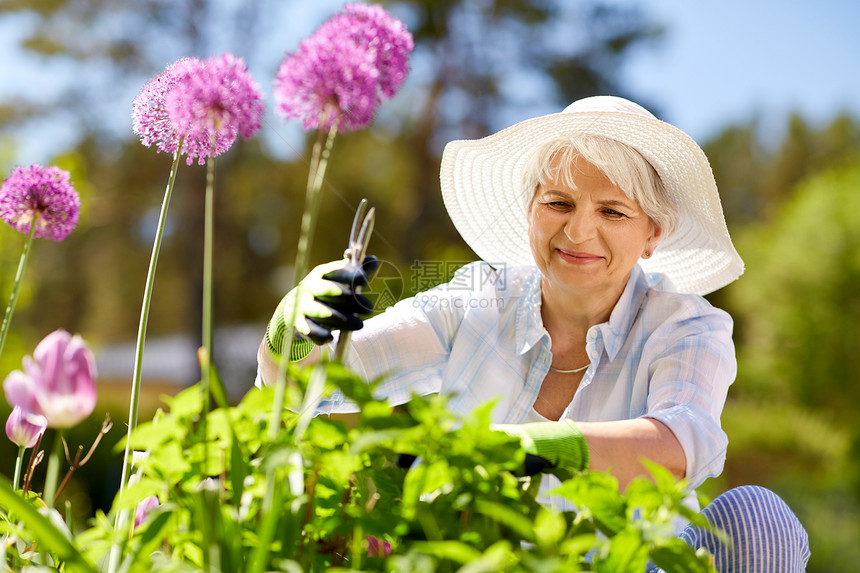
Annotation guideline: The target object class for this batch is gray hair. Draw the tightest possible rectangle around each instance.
[524,134,679,238]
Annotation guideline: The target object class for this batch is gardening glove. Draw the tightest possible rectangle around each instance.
[265,256,379,361]
[493,419,589,476]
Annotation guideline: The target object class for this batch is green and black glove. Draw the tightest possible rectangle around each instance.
[493,419,590,476]
[265,256,379,361]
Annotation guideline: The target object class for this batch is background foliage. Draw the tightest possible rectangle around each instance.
[0,1,857,571]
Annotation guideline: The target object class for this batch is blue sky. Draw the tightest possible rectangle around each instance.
[1,0,858,163]
[616,0,860,143]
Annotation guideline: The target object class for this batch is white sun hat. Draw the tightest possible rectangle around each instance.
[439,95,744,296]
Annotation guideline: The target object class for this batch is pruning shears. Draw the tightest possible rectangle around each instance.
[334,198,375,362]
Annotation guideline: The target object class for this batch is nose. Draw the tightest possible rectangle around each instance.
[563,209,597,243]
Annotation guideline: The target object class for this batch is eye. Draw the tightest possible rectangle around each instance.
[602,208,627,218]
[540,199,572,210]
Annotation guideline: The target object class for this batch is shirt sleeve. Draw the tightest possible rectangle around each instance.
[640,300,736,489]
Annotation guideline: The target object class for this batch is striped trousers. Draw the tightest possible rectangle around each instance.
[652,485,810,572]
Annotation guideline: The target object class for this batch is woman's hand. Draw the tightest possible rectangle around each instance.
[265,256,379,359]
[493,419,589,475]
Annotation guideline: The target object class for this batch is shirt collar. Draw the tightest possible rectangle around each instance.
[600,264,649,361]
[514,267,547,355]
[514,264,650,360]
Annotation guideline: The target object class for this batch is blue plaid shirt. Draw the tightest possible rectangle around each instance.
[323,261,736,489]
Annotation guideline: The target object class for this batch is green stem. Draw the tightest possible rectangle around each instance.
[252,125,337,573]
[114,143,183,526]
[199,157,216,463]
[43,430,64,508]
[0,218,38,361]
[12,445,25,491]
[267,123,338,440]
[295,125,338,282]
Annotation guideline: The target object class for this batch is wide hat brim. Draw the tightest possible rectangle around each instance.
[439,97,744,296]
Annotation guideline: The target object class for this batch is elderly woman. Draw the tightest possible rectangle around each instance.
[258,96,809,572]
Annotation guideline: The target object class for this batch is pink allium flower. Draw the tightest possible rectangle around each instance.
[341,3,413,98]
[166,53,264,165]
[274,2,413,132]
[134,495,161,529]
[133,54,264,165]
[0,164,80,241]
[3,329,98,429]
[132,58,196,158]
[5,406,47,449]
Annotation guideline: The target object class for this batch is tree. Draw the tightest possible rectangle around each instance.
[719,162,860,572]
[0,0,665,351]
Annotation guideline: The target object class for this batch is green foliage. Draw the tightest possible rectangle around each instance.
[730,164,860,414]
[2,364,716,572]
[716,162,860,571]
[0,480,97,572]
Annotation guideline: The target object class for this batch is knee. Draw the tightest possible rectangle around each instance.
[691,485,810,573]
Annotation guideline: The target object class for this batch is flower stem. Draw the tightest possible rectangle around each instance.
[252,125,337,573]
[267,123,338,440]
[115,143,183,515]
[199,157,216,460]
[43,430,64,508]
[0,217,38,361]
[12,445,25,490]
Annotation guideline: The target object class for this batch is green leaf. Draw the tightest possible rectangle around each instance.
[402,460,454,519]
[348,427,406,456]
[130,508,173,565]
[229,426,248,505]
[559,532,601,559]
[623,477,663,517]
[306,415,349,449]
[206,358,232,410]
[410,540,482,564]
[650,537,717,573]
[111,476,163,515]
[473,499,536,542]
[533,506,566,551]
[142,439,192,479]
[598,528,649,572]
[457,540,515,573]
[553,471,627,535]
[0,476,98,573]
[162,384,204,418]
[118,414,185,453]
[642,459,687,494]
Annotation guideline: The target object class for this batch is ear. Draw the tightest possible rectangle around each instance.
[644,222,663,258]
[650,222,663,244]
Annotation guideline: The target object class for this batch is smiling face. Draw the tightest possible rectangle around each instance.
[528,155,661,298]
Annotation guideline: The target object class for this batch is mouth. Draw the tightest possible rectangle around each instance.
[556,248,604,265]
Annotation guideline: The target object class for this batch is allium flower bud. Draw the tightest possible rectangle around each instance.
[5,406,47,448]
[3,329,98,429]
[0,164,80,241]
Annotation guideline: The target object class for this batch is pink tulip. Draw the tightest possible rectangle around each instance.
[3,329,97,429]
[365,535,392,558]
[5,405,47,448]
[134,495,161,529]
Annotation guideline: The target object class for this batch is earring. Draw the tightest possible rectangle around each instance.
[644,250,652,258]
